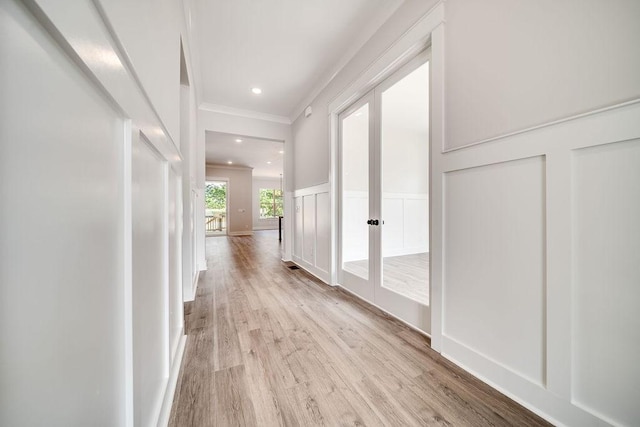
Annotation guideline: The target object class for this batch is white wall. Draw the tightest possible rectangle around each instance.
[180,81,197,300]
[291,1,640,426]
[444,0,640,150]
[253,177,282,230]
[206,165,253,235]
[0,0,196,425]
[97,0,182,142]
[292,0,439,189]
[1,2,126,423]
[433,98,640,427]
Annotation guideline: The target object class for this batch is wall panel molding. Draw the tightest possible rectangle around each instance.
[571,138,640,426]
[444,98,640,154]
[293,184,331,283]
[443,155,546,387]
[6,2,192,426]
[27,0,182,167]
[432,98,640,426]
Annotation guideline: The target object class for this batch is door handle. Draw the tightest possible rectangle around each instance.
[367,219,379,226]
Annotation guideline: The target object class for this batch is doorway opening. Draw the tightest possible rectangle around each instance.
[205,180,228,236]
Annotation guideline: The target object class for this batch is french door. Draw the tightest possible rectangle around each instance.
[338,50,431,333]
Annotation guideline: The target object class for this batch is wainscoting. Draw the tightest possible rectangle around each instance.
[431,100,640,426]
[292,183,331,283]
[0,1,191,425]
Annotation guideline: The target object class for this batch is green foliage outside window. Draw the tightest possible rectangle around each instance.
[205,182,226,210]
[259,188,283,218]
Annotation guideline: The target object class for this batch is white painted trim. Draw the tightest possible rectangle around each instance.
[338,285,431,338]
[183,269,200,303]
[28,0,182,168]
[122,121,134,427]
[161,160,171,385]
[444,97,640,153]
[440,338,597,427]
[330,5,443,339]
[228,231,254,236]
[289,0,405,122]
[293,182,330,198]
[327,2,444,115]
[199,102,291,125]
[92,0,180,152]
[282,191,294,262]
[253,226,278,231]
[329,113,339,286]
[433,89,640,426]
[291,256,331,284]
[156,333,187,427]
[428,22,445,352]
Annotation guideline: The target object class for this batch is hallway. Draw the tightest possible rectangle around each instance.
[169,231,549,426]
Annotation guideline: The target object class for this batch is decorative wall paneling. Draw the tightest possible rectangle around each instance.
[0,1,193,425]
[292,183,331,283]
[431,100,640,426]
[1,2,128,424]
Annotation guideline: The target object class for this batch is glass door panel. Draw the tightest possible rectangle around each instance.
[341,102,370,281]
[337,51,430,334]
[380,61,430,306]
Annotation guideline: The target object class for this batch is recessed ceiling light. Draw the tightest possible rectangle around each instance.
[267,161,272,164]
[251,87,262,95]
[227,161,233,164]
[279,150,284,154]
[235,138,242,143]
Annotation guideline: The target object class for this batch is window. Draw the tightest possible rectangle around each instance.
[259,188,283,218]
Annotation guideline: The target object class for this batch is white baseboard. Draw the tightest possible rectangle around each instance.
[338,284,431,338]
[157,333,187,427]
[291,256,330,284]
[183,270,200,302]
[228,231,254,236]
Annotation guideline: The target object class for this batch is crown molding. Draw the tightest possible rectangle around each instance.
[199,103,291,125]
[288,0,405,123]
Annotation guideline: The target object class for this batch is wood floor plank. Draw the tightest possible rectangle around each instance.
[169,231,551,427]
[246,328,300,426]
[167,330,214,427]
[213,303,243,371]
[214,365,257,427]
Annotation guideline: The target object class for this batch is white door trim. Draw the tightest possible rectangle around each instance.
[329,1,445,346]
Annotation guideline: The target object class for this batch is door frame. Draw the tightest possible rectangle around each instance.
[328,3,444,345]
[336,50,431,333]
[205,178,230,236]
[372,49,431,333]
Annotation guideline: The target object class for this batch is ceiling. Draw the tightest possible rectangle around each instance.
[191,0,404,120]
[205,131,284,178]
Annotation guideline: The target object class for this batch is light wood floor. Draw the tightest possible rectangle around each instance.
[344,253,429,305]
[169,231,550,426]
